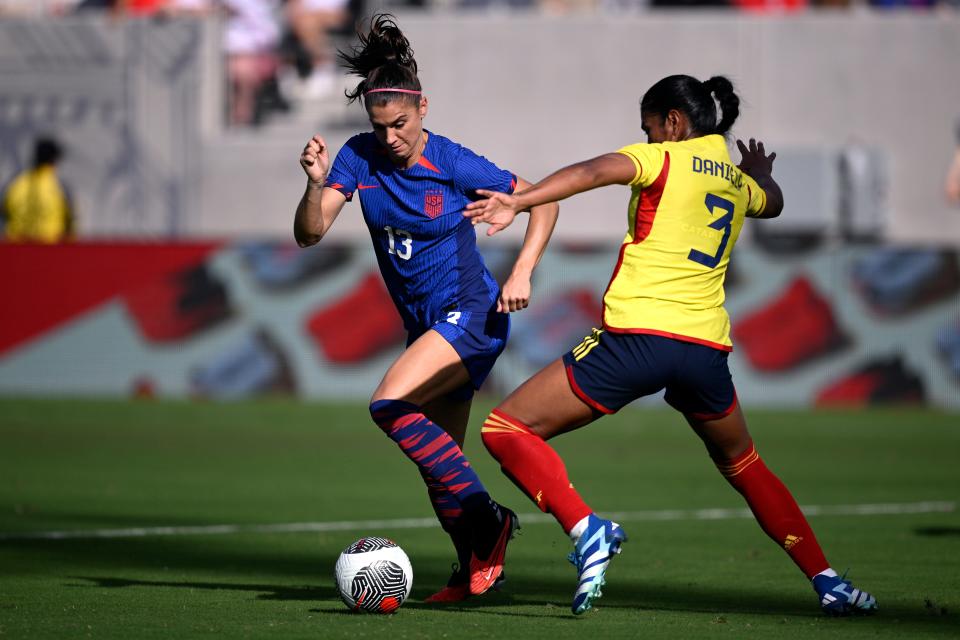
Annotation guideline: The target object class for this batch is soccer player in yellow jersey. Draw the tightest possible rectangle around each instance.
[465,75,877,617]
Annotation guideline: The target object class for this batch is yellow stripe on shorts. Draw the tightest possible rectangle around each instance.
[572,328,603,361]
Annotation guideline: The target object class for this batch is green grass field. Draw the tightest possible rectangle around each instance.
[1,398,958,639]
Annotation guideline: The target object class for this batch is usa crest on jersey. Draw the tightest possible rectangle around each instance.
[424,190,444,218]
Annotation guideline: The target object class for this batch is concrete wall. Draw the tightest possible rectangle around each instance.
[392,12,960,243]
[203,11,960,243]
[0,15,217,236]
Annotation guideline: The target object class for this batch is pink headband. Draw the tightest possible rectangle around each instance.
[364,88,422,96]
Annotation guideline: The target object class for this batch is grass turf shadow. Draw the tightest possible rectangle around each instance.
[70,575,337,601]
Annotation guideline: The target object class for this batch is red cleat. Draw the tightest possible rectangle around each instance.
[424,565,507,603]
[468,507,519,595]
[424,582,471,603]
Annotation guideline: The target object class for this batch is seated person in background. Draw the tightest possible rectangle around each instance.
[221,0,283,126]
[285,0,348,99]
[164,0,286,126]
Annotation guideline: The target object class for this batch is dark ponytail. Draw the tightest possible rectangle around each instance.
[640,74,740,137]
[339,14,421,106]
[702,76,739,135]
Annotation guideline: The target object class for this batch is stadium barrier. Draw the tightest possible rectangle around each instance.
[1,240,957,410]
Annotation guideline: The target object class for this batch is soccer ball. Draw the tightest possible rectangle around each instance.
[334,537,413,613]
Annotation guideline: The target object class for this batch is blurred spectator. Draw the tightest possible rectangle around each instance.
[539,0,598,13]
[70,0,286,126]
[869,0,936,6]
[1,137,75,243]
[946,119,960,205]
[167,0,286,126]
[284,0,348,99]
[457,0,535,9]
[119,0,168,12]
[646,0,729,6]
[73,0,120,11]
[729,0,805,11]
[220,0,284,126]
[165,0,213,13]
[73,0,182,13]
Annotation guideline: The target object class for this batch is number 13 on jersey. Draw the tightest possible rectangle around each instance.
[384,226,413,260]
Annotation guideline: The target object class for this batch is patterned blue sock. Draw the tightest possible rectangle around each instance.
[370,399,491,508]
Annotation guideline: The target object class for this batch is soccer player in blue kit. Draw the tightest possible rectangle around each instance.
[293,15,559,602]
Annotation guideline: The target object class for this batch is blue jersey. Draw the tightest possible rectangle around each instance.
[325,131,517,331]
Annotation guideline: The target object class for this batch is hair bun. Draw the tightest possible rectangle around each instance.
[339,13,421,104]
[705,76,739,136]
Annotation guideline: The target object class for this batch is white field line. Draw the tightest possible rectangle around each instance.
[0,501,953,542]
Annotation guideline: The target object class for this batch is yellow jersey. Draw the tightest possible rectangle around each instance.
[2,166,72,243]
[605,134,767,350]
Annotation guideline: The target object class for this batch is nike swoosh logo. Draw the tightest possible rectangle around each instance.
[357,184,379,190]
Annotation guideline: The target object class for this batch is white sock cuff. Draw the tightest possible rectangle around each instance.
[815,568,839,581]
[569,515,590,543]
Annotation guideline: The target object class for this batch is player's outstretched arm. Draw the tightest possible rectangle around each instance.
[464,153,635,232]
[496,176,559,313]
[737,138,783,219]
[294,134,347,247]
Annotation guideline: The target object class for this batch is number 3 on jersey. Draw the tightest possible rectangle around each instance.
[687,193,734,269]
[384,226,413,260]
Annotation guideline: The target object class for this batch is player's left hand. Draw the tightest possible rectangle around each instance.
[498,272,531,313]
[464,189,521,236]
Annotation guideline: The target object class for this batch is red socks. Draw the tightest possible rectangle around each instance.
[716,442,829,579]
[481,408,828,579]
[481,409,592,533]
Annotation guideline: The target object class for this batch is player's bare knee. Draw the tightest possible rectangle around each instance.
[527,421,553,439]
[704,436,752,463]
[369,380,392,405]
[370,384,406,407]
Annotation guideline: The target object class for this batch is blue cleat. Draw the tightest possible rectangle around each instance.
[566,514,627,615]
[813,572,878,616]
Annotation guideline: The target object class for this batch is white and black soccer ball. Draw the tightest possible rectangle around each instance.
[334,537,413,614]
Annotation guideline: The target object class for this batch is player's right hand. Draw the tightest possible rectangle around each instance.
[300,135,330,184]
[736,138,776,178]
[464,189,521,236]
[498,271,531,313]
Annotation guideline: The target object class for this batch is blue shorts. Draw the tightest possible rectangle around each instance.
[561,329,737,419]
[407,309,511,400]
